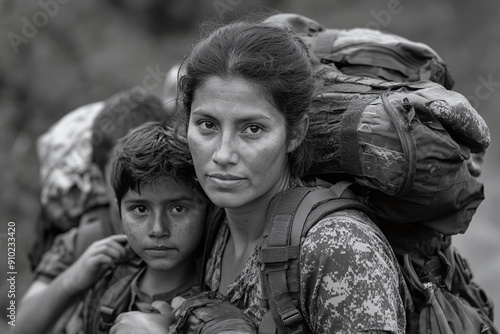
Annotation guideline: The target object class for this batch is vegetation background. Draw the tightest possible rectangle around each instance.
[1,0,499,332]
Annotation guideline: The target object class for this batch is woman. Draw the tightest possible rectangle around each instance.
[111,20,407,334]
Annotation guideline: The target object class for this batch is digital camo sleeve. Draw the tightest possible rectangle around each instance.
[299,210,406,334]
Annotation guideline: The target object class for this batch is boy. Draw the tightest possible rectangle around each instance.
[17,93,169,334]
[16,122,209,334]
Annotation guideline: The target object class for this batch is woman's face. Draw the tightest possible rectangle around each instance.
[188,76,294,209]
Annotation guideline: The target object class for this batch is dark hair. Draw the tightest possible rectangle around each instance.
[109,121,200,208]
[91,89,168,173]
[179,20,315,178]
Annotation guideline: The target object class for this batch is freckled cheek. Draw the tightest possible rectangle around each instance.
[122,219,146,252]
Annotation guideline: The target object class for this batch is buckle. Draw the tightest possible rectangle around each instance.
[281,307,303,329]
[262,261,288,273]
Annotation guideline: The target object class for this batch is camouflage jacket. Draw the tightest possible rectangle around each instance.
[205,209,407,333]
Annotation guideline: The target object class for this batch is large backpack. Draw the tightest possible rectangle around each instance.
[307,66,486,234]
[253,13,496,334]
[266,14,489,236]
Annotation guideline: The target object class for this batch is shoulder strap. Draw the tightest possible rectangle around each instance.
[83,252,143,334]
[260,187,310,334]
[259,181,372,334]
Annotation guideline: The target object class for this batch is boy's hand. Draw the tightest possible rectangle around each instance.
[63,234,128,293]
[109,301,174,334]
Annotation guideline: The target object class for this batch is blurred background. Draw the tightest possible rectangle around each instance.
[1,0,499,332]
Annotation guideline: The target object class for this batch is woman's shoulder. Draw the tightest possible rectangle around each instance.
[301,208,398,272]
[299,209,406,333]
[306,208,387,246]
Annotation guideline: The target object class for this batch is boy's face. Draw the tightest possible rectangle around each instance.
[120,178,208,273]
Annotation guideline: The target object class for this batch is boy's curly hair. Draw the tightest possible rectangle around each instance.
[109,121,199,207]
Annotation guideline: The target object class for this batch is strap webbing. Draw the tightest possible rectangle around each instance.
[261,181,371,334]
[291,181,355,245]
[339,100,366,176]
[261,187,311,333]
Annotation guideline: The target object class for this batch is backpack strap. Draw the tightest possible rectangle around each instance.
[259,181,372,334]
[260,187,311,334]
[82,251,143,334]
[97,272,136,333]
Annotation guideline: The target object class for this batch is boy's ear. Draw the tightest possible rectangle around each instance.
[287,114,309,153]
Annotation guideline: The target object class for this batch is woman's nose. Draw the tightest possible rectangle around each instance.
[212,133,238,165]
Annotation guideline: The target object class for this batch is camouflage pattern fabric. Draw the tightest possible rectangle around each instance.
[205,209,406,333]
[33,226,81,282]
[33,208,113,282]
[37,101,109,232]
[171,291,257,334]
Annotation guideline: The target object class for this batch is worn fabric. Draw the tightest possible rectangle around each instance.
[34,207,114,282]
[170,291,257,334]
[34,226,80,283]
[38,101,109,233]
[205,209,406,333]
[69,258,199,334]
[205,222,266,326]
[129,266,199,312]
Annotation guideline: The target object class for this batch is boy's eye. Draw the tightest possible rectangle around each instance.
[171,205,186,214]
[132,205,148,214]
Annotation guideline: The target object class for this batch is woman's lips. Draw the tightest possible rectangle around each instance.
[207,173,245,189]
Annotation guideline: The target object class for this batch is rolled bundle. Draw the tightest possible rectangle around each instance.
[307,65,488,234]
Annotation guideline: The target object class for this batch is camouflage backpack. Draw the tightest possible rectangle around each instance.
[250,13,496,334]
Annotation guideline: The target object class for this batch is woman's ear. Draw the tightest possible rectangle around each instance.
[287,114,309,153]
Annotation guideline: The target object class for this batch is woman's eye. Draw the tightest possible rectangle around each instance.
[243,125,262,135]
[199,121,216,131]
